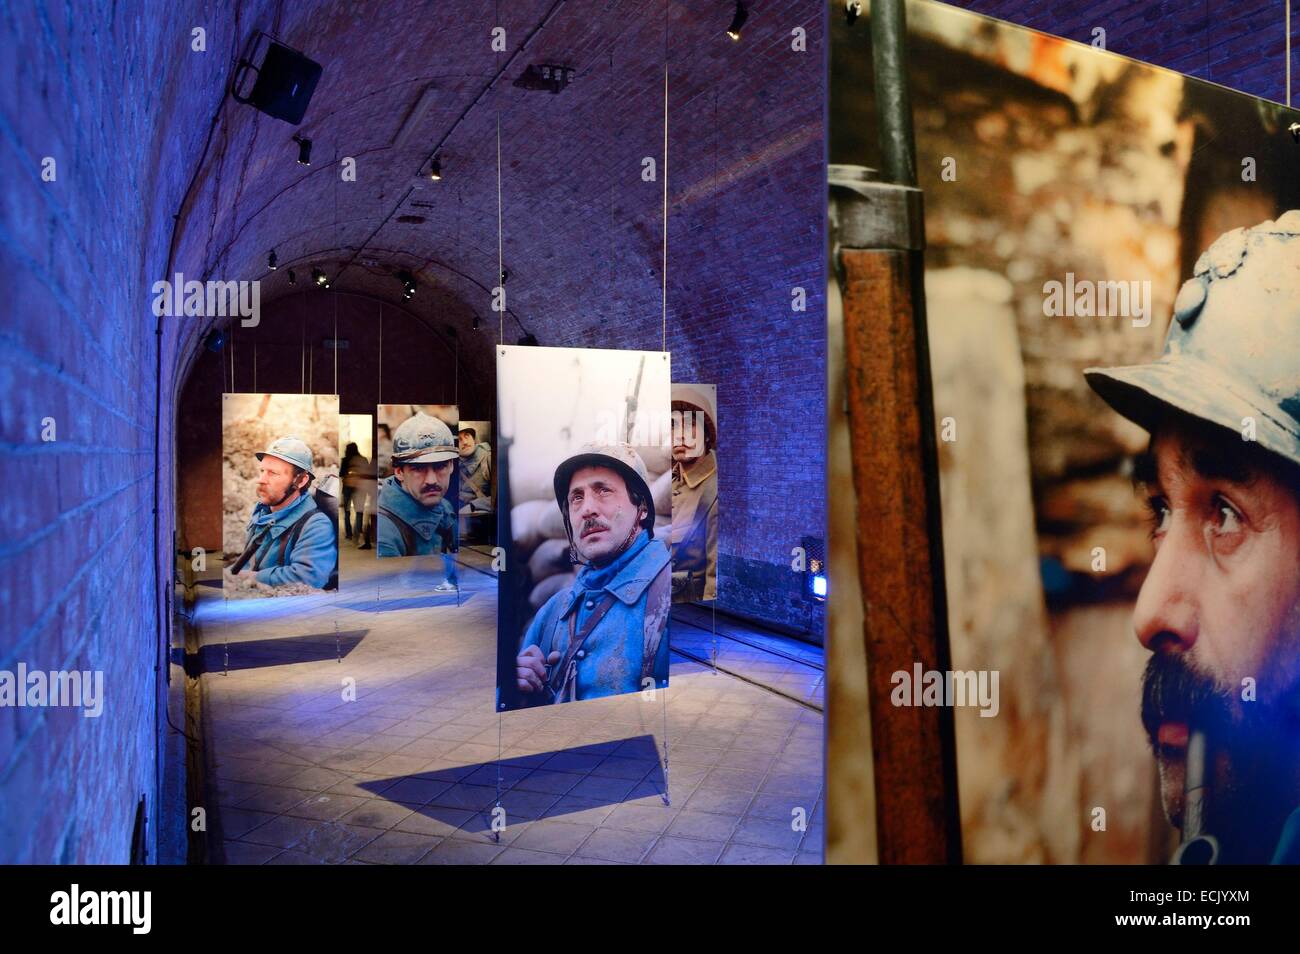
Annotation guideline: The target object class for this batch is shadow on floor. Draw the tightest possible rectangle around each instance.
[359,734,666,833]
[176,630,368,675]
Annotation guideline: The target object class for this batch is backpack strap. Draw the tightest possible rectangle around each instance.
[277,507,326,567]
[378,505,418,555]
[641,561,672,686]
[547,592,619,703]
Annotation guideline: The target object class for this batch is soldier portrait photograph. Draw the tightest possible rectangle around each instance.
[495,345,673,711]
[670,383,719,603]
[828,0,1300,864]
[221,393,340,598]
[1085,213,1300,864]
[374,405,460,594]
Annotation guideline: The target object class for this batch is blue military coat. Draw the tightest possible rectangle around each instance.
[376,475,457,557]
[518,529,671,704]
[243,492,336,588]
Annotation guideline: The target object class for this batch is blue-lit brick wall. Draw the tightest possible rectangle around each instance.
[0,0,238,863]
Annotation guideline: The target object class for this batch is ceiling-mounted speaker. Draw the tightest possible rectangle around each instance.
[232,33,322,125]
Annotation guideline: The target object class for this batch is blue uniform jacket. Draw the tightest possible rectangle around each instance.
[243,492,336,588]
[519,529,671,703]
[376,475,457,557]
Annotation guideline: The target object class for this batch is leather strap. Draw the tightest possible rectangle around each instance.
[229,525,272,575]
[547,593,618,702]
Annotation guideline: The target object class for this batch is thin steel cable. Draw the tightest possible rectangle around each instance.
[497,111,504,345]
[661,65,668,353]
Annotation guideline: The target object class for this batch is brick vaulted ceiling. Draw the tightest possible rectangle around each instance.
[172,0,824,393]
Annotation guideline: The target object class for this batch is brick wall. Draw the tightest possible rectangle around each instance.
[0,0,248,863]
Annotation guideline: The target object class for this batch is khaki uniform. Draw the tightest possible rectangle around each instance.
[670,448,718,602]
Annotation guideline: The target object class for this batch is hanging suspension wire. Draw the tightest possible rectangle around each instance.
[497,111,505,346]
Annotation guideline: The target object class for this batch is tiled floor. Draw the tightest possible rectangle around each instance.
[190,543,824,864]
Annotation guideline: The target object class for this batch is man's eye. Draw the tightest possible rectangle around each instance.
[1145,497,1171,537]
[1212,495,1243,534]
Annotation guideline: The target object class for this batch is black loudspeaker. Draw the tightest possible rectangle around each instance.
[232,34,322,125]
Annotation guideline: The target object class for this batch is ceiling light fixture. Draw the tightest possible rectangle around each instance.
[293,134,313,164]
[397,269,417,300]
[268,250,278,270]
[428,157,442,181]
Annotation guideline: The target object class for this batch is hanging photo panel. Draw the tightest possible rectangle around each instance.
[222,393,340,598]
[456,419,495,546]
[496,345,672,711]
[670,383,718,602]
[374,405,460,561]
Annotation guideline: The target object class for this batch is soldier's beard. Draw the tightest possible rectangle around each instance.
[1141,654,1300,862]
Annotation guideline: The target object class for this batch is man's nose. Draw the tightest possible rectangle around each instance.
[1132,521,1201,653]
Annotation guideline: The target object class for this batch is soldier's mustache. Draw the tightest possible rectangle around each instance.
[1141,653,1235,749]
[579,518,610,538]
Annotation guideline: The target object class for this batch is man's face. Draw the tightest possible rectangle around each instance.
[458,431,476,457]
[568,465,642,565]
[1133,422,1300,836]
[671,408,704,463]
[256,455,301,506]
[395,460,453,506]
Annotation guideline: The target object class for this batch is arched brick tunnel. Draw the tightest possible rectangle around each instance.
[1,0,824,863]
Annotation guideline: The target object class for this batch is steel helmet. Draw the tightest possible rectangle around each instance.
[1085,211,1300,469]
[391,412,458,465]
[553,442,657,538]
[256,436,315,476]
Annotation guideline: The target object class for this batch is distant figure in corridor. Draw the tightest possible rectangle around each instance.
[514,443,671,706]
[228,436,337,590]
[376,412,459,593]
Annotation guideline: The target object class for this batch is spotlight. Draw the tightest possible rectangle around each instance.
[500,267,509,285]
[397,269,417,300]
[204,328,226,353]
[268,250,278,270]
[1290,122,1300,144]
[472,315,480,331]
[287,269,297,285]
[312,267,329,288]
[726,1,748,40]
[845,1,861,26]
[428,157,442,181]
[293,135,312,165]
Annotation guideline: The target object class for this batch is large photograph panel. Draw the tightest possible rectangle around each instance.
[670,383,718,602]
[374,405,460,576]
[497,345,672,711]
[221,393,340,598]
[830,0,1300,864]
